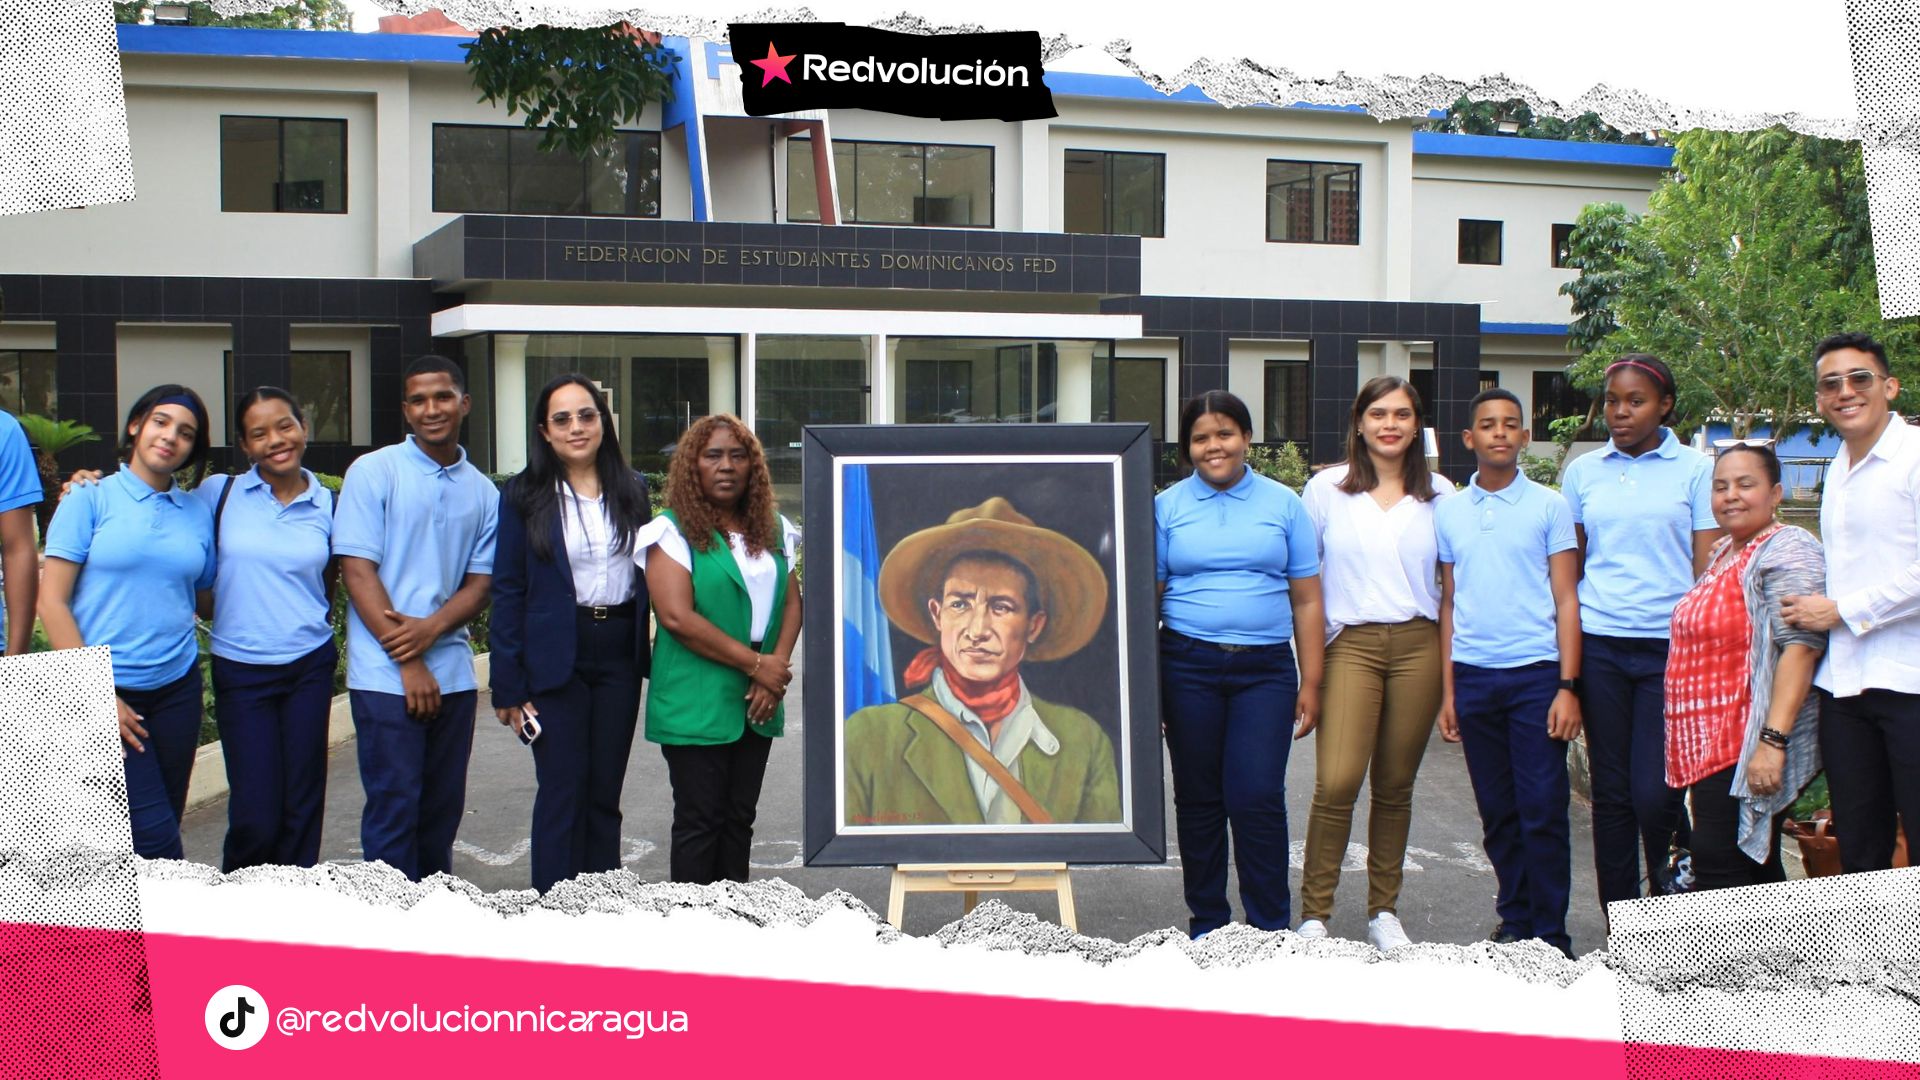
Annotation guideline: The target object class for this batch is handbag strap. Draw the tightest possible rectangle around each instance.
[900,693,1054,825]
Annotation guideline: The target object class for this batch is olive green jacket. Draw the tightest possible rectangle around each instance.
[842,695,1122,826]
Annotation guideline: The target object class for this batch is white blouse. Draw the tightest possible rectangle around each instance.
[634,513,801,642]
[1302,462,1455,642]
[557,483,636,607]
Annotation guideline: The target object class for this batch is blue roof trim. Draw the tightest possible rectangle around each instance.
[1415,131,1674,168]
[118,23,473,62]
[1040,69,1368,112]
[1482,321,1569,335]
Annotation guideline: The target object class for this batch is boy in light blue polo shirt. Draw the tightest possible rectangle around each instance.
[0,409,43,654]
[334,355,497,882]
[1436,388,1583,957]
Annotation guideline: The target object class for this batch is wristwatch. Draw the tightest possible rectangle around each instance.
[1558,677,1582,694]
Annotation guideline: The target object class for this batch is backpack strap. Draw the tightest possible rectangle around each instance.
[211,473,236,552]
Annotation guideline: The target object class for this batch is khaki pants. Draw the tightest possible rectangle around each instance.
[1298,619,1443,922]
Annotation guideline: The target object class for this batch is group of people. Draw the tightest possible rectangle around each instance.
[17,357,799,894]
[4,331,1912,952]
[1155,332,1917,954]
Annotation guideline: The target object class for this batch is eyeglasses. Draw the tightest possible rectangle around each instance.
[547,408,601,429]
[1815,369,1881,398]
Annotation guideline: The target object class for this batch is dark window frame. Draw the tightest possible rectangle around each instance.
[220,115,348,215]
[788,136,996,228]
[1264,159,1362,245]
[1459,219,1504,265]
[1263,358,1312,443]
[1532,369,1596,442]
[429,123,664,218]
[1063,149,1166,238]
[1552,222,1576,268]
[223,349,354,446]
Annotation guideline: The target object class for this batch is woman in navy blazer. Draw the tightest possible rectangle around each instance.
[492,374,653,893]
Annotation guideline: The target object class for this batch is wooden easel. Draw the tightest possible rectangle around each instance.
[886,863,1077,932]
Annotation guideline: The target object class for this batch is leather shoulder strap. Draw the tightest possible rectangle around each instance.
[900,693,1053,825]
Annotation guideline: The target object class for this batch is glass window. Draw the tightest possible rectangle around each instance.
[904,360,972,422]
[431,124,661,217]
[1092,355,1167,439]
[1532,369,1595,441]
[1459,219,1503,265]
[1266,160,1359,244]
[221,116,346,214]
[288,352,351,444]
[756,335,869,503]
[1064,150,1165,238]
[0,350,57,418]
[787,137,993,226]
[1552,222,1576,268]
[1264,360,1310,442]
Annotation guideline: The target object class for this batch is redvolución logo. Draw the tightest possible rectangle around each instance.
[730,23,1056,121]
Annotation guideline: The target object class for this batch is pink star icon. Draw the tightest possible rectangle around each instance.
[751,42,796,88]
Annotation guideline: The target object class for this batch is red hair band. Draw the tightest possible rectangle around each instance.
[1605,358,1672,395]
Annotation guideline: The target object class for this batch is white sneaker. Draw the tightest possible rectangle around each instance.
[1367,911,1411,951]
[1295,919,1329,940]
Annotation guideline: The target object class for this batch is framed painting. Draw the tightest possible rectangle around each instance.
[801,423,1165,866]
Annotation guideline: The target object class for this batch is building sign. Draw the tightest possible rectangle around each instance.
[415,217,1135,295]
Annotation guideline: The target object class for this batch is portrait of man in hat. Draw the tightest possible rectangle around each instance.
[843,496,1123,827]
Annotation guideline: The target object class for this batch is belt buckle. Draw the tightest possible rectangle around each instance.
[1221,641,1255,653]
[590,605,609,621]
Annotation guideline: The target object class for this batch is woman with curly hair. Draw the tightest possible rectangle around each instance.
[633,414,802,884]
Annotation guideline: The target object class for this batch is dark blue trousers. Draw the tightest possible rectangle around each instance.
[213,640,337,872]
[1453,661,1571,952]
[1818,688,1920,873]
[528,610,641,893]
[119,666,204,860]
[1582,633,1689,906]
[350,687,477,882]
[1159,630,1299,937]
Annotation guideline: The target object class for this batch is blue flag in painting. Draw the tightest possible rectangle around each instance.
[842,464,896,713]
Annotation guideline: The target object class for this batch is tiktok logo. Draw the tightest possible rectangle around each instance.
[204,984,269,1050]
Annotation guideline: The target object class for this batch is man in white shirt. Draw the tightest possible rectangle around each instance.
[1782,332,1920,872]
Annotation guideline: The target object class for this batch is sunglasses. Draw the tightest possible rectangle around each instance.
[546,408,601,429]
[1815,369,1882,398]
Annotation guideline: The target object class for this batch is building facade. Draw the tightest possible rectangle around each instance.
[0,26,1671,491]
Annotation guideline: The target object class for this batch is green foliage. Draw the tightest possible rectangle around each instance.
[1246,442,1310,493]
[1519,453,1561,487]
[17,416,101,532]
[1559,129,1917,441]
[113,0,351,29]
[463,26,679,158]
[1791,772,1830,818]
[1429,96,1668,146]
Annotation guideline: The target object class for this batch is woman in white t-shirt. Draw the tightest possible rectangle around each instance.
[634,413,802,885]
[1296,375,1454,950]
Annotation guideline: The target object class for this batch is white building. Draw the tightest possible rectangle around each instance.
[0,25,1668,491]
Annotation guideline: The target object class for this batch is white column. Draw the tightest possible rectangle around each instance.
[1020,119,1051,232]
[1056,340,1095,423]
[706,336,738,418]
[493,334,530,474]
[1382,341,1412,381]
[740,333,758,431]
[871,334,893,423]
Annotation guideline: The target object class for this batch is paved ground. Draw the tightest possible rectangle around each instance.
[182,647,1620,953]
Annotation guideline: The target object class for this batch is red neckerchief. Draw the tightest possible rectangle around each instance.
[903,646,1023,738]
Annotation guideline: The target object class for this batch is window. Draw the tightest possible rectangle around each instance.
[1532,369,1595,441]
[904,360,973,423]
[221,116,346,213]
[1264,360,1310,442]
[224,351,351,444]
[1552,223,1576,268]
[1266,161,1359,244]
[1459,219,1503,265]
[1063,150,1165,237]
[432,125,661,217]
[1092,356,1167,439]
[0,351,56,418]
[787,137,993,226]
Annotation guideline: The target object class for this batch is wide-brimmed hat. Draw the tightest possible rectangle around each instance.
[877,496,1109,662]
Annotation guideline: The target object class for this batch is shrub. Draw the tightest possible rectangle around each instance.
[1246,442,1310,493]
[1520,453,1561,487]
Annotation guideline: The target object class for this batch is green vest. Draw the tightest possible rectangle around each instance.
[644,509,790,745]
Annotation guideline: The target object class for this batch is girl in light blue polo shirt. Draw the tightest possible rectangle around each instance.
[1559,354,1719,909]
[40,385,216,861]
[196,388,338,871]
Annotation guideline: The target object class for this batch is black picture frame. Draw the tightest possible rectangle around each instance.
[801,423,1166,867]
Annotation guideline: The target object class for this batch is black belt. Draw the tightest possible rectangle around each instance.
[1161,626,1286,654]
[578,601,637,621]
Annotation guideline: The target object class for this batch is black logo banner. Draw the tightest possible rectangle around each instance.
[730,23,1057,122]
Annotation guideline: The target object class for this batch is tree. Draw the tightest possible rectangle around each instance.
[1430,97,1668,146]
[15,417,100,533]
[463,26,679,158]
[114,0,352,29]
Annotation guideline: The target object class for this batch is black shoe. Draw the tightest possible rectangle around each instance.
[1487,923,1524,945]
